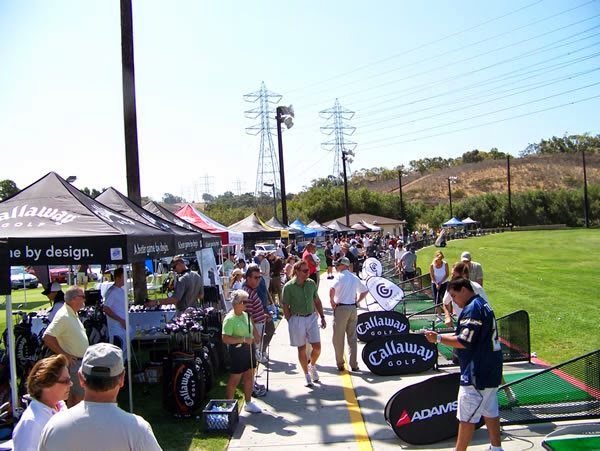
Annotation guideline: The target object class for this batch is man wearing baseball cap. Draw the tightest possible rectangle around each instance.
[39,343,161,451]
[329,257,368,372]
[42,282,64,323]
[150,255,203,314]
[461,251,484,286]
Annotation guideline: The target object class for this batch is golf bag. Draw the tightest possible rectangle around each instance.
[162,352,204,417]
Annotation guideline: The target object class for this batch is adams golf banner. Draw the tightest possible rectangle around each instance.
[357,311,410,343]
[384,373,461,445]
[362,333,437,376]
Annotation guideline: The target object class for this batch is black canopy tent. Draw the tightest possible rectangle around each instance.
[143,201,222,249]
[96,187,203,255]
[0,172,178,413]
[265,217,304,240]
[228,213,283,241]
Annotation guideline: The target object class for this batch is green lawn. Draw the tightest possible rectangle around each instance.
[416,228,600,364]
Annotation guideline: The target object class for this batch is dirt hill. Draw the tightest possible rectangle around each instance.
[361,153,600,205]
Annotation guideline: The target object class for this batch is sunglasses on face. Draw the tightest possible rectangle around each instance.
[298,268,309,273]
[56,377,72,385]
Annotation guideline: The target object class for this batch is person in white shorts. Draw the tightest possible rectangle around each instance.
[281,260,326,387]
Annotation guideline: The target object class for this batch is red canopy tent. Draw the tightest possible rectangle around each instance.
[175,204,243,246]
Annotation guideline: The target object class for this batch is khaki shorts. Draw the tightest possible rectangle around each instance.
[76,273,88,285]
[457,385,499,423]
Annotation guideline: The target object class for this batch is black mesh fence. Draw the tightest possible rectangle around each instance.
[499,349,600,425]
[497,310,530,363]
[432,309,531,367]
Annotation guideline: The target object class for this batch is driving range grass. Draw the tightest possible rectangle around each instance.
[417,228,600,364]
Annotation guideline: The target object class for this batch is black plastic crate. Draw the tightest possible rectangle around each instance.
[201,399,239,435]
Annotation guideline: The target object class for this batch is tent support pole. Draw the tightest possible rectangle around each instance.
[5,294,19,417]
[123,269,133,413]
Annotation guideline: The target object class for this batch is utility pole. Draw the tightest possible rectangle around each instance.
[398,168,404,219]
[582,149,590,228]
[120,0,147,307]
[507,155,513,228]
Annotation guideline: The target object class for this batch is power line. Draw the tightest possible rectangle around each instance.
[354,47,600,127]
[357,65,600,136]
[293,5,599,110]
[285,0,548,94]
[302,15,600,113]
[360,93,600,151]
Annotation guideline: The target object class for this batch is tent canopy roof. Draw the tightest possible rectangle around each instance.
[443,217,465,227]
[289,219,322,238]
[175,204,243,246]
[0,172,176,264]
[143,201,221,249]
[229,213,282,240]
[96,187,203,253]
[324,220,355,233]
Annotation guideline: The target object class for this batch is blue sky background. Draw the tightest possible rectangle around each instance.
[1,0,599,202]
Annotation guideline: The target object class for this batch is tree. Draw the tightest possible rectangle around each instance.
[81,187,102,198]
[162,193,185,204]
[0,179,19,200]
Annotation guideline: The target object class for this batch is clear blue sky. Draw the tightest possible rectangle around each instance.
[1,0,599,203]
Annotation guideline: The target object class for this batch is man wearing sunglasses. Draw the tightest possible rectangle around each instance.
[281,260,326,387]
[43,285,89,407]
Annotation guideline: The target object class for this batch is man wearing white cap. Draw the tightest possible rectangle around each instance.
[39,343,161,451]
[461,251,484,286]
[329,257,368,372]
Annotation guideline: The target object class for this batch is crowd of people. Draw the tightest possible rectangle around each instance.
[9,227,506,451]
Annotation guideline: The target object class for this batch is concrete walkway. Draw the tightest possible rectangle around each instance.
[228,273,586,450]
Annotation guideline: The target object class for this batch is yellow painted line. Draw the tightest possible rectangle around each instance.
[339,366,373,451]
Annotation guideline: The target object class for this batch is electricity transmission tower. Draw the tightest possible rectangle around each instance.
[320,98,357,180]
[244,82,282,197]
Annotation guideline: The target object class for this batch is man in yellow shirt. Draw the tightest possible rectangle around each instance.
[43,285,89,406]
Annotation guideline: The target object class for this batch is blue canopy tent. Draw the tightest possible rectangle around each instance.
[289,219,321,238]
[442,217,465,228]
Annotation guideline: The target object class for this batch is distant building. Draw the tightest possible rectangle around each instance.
[333,213,406,237]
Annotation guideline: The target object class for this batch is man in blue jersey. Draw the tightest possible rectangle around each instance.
[425,278,503,451]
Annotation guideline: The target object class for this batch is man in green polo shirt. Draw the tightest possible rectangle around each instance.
[281,260,326,387]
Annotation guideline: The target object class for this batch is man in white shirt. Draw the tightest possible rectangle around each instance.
[39,343,162,451]
[103,267,127,360]
[329,257,369,372]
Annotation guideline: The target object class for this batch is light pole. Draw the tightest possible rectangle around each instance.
[263,182,277,220]
[342,150,355,226]
[398,168,404,219]
[447,176,458,218]
[507,155,513,228]
[276,105,294,225]
[582,149,590,228]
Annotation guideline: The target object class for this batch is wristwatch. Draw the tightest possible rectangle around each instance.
[436,334,443,344]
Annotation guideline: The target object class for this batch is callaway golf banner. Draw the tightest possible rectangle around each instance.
[365,276,404,311]
[357,311,410,343]
[384,373,460,445]
[362,333,437,375]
